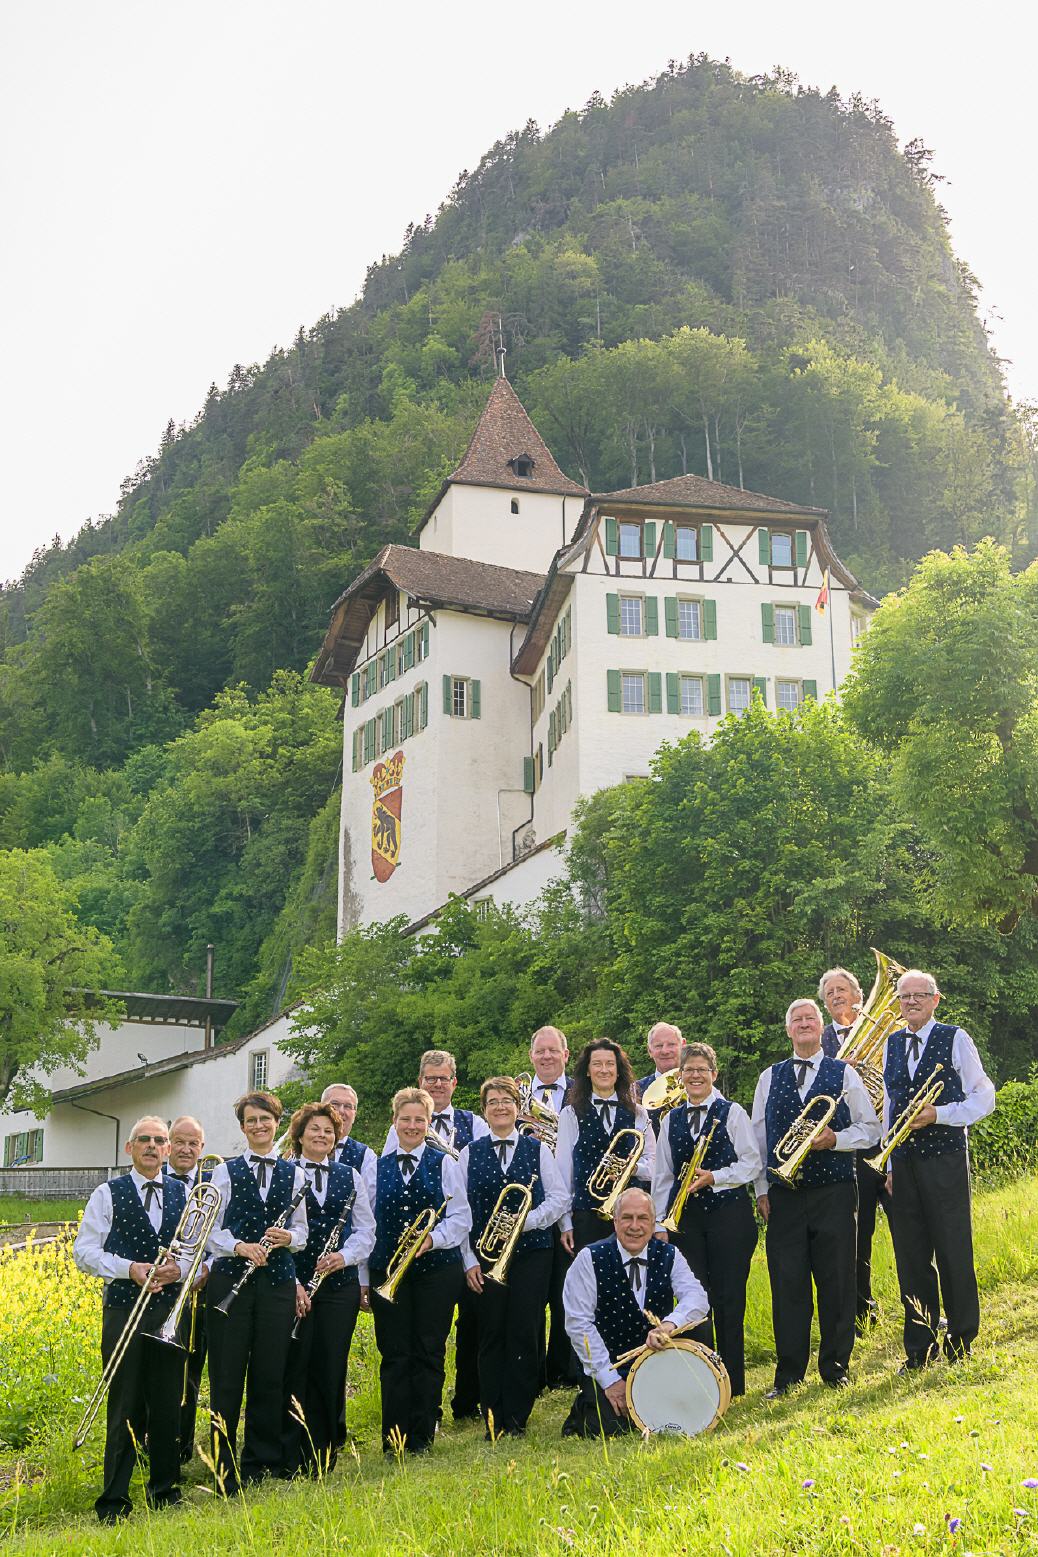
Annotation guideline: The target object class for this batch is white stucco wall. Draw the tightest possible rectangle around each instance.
[422,484,579,574]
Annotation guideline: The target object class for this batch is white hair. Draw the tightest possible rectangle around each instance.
[817,967,862,1001]
[320,1083,358,1103]
[613,1187,654,1219]
[785,998,823,1028]
[170,1115,204,1139]
[127,1115,168,1142]
[896,969,940,996]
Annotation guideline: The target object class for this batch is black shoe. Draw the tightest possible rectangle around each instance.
[855,1302,879,1334]
[897,1351,937,1375]
[823,1375,850,1389]
[944,1342,971,1364]
[765,1384,793,1399]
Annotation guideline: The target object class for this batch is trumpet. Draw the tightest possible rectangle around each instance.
[214,1182,309,1315]
[835,948,907,1111]
[73,1180,221,1450]
[291,1191,356,1340]
[771,1095,838,1188]
[476,1176,538,1287]
[640,1069,685,1119]
[864,1065,945,1174]
[515,1074,559,1149]
[375,1199,450,1304]
[424,1128,460,1160]
[589,1128,645,1221]
[662,1121,718,1234]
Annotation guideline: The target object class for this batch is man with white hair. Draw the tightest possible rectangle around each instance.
[636,1021,684,1137]
[164,1114,212,1463]
[528,1025,574,1393]
[883,969,995,1371]
[561,1187,708,1437]
[321,1083,377,1204]
[751,999,880,1396]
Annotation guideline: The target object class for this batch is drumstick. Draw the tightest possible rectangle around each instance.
[614,1315,692,1366]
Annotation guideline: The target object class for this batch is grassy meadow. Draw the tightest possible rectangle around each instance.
[1,1178,1037,1555]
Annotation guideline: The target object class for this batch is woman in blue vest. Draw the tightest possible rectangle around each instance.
[282,1101,375,1474]
[652,1042,761,1395]
[459,1075,567,1437]
[557,1039,654,1258]
[205,1091,309,1491]
[361,1086,471,1455]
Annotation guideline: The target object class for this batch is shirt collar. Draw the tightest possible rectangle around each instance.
[302,1157,330,1169]
[792,1048,822,1067]
[618,1242,649,1266]
[398,1141,426,1162]
[593,1092,619,1104]
[130,1168,163,1192]
[907,1017,937,1043]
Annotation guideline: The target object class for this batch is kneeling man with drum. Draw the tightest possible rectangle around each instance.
[561,1188,708,1436]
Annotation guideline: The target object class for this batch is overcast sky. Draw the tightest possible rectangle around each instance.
[1,1,1033,581]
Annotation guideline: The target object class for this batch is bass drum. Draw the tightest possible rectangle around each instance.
[625,1339,731,1437]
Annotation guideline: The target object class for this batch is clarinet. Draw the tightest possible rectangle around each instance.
[291,1191,356,1340]
[215,1183,309,1315]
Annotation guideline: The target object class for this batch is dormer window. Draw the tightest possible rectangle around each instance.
[510,454,535,479]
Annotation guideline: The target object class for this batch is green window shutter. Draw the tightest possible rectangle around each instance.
[662,521,675,559]
[605,516,618,556]
[404,633,415,670]
[606,593,620,635]
[664,596,678,638]
[442,674,452,715]
[546,650,554,692]
[643,521,657,556]
[666,672,680,714]
[645,596,659,636]
[419,681,428,729]
[365,717,376,761]
[798,604,813,646]
[607,669,621,712]
[761,602,775,643]
[795,530,809,568]
[351,672,360,707]
[523,756,535,794]
[700,523,714,563]
[802,679,818,702]
[753,677,767,705]
[421,620,430,657]
[385,649,396,684]
[703,598,717,640]
[470,679,481,719]
[351,729,360,771]
[758,528,770,566]
[648,672,662,714]
[706,674,722,716]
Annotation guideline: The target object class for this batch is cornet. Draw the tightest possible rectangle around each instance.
[771,1095,838,1187]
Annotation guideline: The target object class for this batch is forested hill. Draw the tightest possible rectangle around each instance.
[0,54,1034,1034]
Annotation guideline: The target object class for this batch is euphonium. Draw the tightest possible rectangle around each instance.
[771,1094,839,1188]
[515,1074,559,1149]
[476,1175,539,1287]
[423,1128,460,1160]
[589,1127,645,1221]
[835,948,907,1111]
[640,1069,685,1119]
[662,1121,718,1234]
[864,1065,945,1175]
[375,1199,450,1304]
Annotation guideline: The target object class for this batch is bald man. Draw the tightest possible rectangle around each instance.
[636,1022,684,1138]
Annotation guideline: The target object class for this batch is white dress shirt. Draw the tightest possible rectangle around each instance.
[563,1240,709,1388]
[74,1170,193,1285]
[531,1074,569,1114]
[652,1090,762,1228]
[555,1097,656,1233]
[382,1106,491,1155]
[881,1019,996,1134]
[359,1142,472,1286]
[750,1050,881,1198]
[205,1155,309,1259]
[297,1158,377,1272]
[457,1135,568,1269]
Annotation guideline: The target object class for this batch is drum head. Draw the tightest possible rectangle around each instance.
[626,1339,731,1437]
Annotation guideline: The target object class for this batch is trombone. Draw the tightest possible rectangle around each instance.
[864,1065,945,1174]
[476,1176,538,1287]
[589,1128,645,1221]
[376,1199,450,1304]
[662,1121,717,1234]
[72,1180,222,1450]
[771,1095,838,1188]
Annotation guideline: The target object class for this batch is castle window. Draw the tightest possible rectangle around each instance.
[3,1128,44,1166]
[776,679,801,711]
[770,532,794,568]
[774,606,797,646]
[677,599,702,641]
[385,591,399,629]
[443,675,481,719]
[727,677,752,717]
[510,455,535,479]
[621,673,646,715]
[472,896,492,922]
[618,521,642,560]
[249,1050,269,1089]
[675,525,698,562]
[510,499,520,515]
[680,675,705,716]
[619,595,643,637]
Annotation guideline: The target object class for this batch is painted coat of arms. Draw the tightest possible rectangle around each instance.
[371,750,404,882]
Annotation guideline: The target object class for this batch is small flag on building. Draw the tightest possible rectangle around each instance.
[815,568,830,614]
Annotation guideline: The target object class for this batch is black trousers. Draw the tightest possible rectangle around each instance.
[95,1305,183,1521]
[538,1225,574,1390]
[283,1283,361,1474]
[450,1281,481,1419]
[206,1270,294,1490]
[178,1294,207,1462]
[572,1209,611,1256]
[476,1246,552,1435]
[855,1152,891,1316]
[888,1149,979,1361]
[562,1368,633,1438]
[371,1260,462,1453]
[672,1192,758,1396]
[765,1178,857,1388]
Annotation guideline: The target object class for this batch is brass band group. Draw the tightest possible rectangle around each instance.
[72,955,996,1522]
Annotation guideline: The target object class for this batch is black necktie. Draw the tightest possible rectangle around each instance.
[431,1114,450,1136]
[170,1173,190,1184]
[795,1060,810,1091]
[541,1088,552,1106]
[690,1106,704,1136]
[908,1033,922,1065]
[627,1256,647,1293]
[398,1154,416,1180]
[594,1098,614,1131]
[496,1139,514,1169]
[307,1163,325,1194]
[142,1182,161,1215]
[250,1155,270,1190]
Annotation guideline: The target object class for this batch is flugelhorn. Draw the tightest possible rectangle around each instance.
[476,1176,538,1287]
[291,1190,356,1340]
[214,1182,308,1315]
[771,1095,838,1187]
[662,1120,717,1233]
[864,1065,945,1174]
[835,948,907,1111]
[589,1127,645,1220]
[375,1199,450,1304]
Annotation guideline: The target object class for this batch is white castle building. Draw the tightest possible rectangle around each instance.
[312,375,877,933]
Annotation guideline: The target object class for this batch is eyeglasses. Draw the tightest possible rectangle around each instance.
[682,1069,714,1079]
[133,1135,168,1145]
[899,992,935,1003]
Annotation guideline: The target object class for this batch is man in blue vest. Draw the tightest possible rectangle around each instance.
[561,1187,707,1436]
[752,999,881,1396]
[322,1083,378,1203]
[74,1116,190,1523]
[164,1114,212,1464]
[636,1021,684,1138]
[883,969,995,1371]
[528,1024,574,1392]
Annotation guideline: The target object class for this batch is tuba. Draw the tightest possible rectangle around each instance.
[771,1095,838,1188]
[515,1074,559,1149]
[589,1128,645,1221]
[662,1121,718,1234]
[835,948,906,1111]
[864,1065,945,1175]
[476,1176,538,1287]
[375,1199,450,1304]
[640,1069,685,1120]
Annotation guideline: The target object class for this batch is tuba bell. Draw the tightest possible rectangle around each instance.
[834,948,907,1111]
[515,1073,559,1149]
[639,1069,685,1120]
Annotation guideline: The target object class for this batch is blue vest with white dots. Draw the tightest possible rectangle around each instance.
[371,1149,458,1275]
[447,1108,476,1149]
[665,1098,743,1218]
[884,1023,966,1160]
[588,1237,677,1365]
[335,1136,372,1174]
[765,1056,853,1188]
[103,1174,187,1309]
[466,1134,550,1256]
[294,1160,359,1292]
[572,1101,638,1213]
[212,1155,297,1284]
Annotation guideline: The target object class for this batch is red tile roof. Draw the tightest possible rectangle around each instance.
[596,472,825,515]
